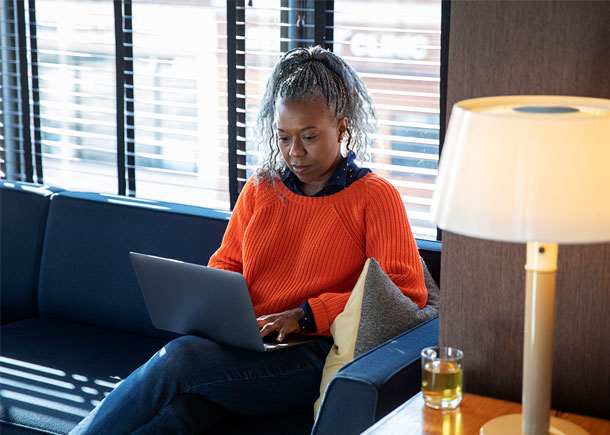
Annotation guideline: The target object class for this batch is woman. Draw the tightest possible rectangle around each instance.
[70,46,427,434]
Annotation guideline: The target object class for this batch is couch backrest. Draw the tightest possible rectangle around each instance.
[1,181,59,322]
[37,191,230,338]
[415,239,441,286]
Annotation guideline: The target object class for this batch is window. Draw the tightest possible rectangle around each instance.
[130,1,229,209]
[35,0,117,193]
[333,0,440,239]
[1,0,442,240]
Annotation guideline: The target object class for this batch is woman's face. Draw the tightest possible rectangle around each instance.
[276,97,347,196]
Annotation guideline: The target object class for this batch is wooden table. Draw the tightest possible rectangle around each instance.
[362,393,610,434]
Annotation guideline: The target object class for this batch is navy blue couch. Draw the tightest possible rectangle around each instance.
[0,180,439,435]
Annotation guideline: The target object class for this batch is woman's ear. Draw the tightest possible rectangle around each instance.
[337,118,348,142]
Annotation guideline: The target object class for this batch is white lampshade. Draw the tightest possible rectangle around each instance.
[431,95,610,243]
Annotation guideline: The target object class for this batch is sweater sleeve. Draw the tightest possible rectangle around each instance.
[363,177,427,307]
[207,177,256,273]
[307,176,428,334]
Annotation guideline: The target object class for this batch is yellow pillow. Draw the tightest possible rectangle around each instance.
[313,258,371,417]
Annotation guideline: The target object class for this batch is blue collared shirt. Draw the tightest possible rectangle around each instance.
[282,150,371,333]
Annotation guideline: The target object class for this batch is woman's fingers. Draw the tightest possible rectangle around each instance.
[275,317,301,342]
[257,315,275,329]
[258,319,292,342]
[276,325,289,342]
[259,321,279,338]
[257,308,304,342]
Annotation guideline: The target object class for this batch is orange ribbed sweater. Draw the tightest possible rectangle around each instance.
[208,172,427,336]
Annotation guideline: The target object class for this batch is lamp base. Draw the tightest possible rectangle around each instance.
[480,414,589,434]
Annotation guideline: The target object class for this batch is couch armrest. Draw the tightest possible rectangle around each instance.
[312,317,438,435]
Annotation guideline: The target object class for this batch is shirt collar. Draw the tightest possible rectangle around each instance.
[281,150,360,196]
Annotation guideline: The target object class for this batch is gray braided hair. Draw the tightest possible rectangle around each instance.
[255,46,379,185]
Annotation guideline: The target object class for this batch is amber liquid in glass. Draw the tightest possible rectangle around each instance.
[422,360,463,409]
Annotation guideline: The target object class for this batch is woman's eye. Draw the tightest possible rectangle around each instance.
[303,136,316,141]
[278,136,290,144]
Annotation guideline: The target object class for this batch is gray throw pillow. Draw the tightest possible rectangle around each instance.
[355,257,440,356]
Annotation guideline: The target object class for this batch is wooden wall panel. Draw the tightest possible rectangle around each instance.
[440,0,610,419]
[446,0,610,103]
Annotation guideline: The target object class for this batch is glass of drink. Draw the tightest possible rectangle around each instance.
[421,346,463,409]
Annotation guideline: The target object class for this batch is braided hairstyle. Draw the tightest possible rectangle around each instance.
[255,46,379,186]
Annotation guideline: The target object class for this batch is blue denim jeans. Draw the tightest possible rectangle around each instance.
[69,335,332,434]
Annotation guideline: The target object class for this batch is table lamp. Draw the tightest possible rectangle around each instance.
[430,95,610,435]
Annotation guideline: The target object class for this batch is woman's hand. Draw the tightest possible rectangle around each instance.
[257,308,304,342]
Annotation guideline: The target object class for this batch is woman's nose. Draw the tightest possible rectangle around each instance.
[289,140,305,157]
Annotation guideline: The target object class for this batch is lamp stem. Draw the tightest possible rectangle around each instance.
[523,241,558,435]
[481,242,586,435]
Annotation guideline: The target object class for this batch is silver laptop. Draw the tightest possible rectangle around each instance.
[129,252,314,352]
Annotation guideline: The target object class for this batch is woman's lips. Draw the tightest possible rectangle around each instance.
[291,165,310,174]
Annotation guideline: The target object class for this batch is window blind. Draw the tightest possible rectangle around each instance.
[33,0,119,193]
[130,0,230,210]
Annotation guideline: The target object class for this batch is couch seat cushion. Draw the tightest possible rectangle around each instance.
[0,318,170,434]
